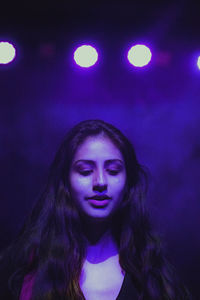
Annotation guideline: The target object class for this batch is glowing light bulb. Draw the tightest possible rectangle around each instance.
[127,44,152,67]
[197,56,200,70]
[73,45,98,68]
[0,42,16,64]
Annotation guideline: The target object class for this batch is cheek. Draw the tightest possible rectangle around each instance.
[109,175,126,193]
[70,174,91,195]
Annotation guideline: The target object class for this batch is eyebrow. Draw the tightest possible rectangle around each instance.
[73,159,124,166]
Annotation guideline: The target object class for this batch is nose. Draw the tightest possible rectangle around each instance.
[93,169,107,192]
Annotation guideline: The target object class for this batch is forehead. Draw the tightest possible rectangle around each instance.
[73,135,124,162]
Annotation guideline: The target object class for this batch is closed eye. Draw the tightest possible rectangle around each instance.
[107,170,120,175]
[79,170,93,176]
[78,169,121,176]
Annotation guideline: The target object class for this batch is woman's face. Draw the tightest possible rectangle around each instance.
[69,134,127,220]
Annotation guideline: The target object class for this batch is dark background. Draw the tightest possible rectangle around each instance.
[0,0,200,299]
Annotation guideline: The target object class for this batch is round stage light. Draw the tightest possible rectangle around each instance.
[73,45,98,68]
[197,56,200,70]
[0,42,16,64]
[127,44,152,67]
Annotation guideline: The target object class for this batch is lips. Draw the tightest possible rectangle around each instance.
[86,195,111,200]
[88,199,110,207]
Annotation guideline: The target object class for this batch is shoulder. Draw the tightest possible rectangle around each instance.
[19,273,35,300]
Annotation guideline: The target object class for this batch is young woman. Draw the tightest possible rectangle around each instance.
[0,119,190,300]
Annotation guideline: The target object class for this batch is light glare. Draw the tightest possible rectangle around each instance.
[127,44,152,67]
[197,56,200,70]
[0,42,16,64]
[74,45,98,68]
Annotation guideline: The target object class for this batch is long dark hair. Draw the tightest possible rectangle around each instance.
[1,119,190,299]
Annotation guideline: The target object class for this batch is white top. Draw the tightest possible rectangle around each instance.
[79,254,125,300]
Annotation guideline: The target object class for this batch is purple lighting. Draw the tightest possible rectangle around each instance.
[0,42,16,64]
[127,44,152,67]
[197,56,200,70]
[73,45,98,68]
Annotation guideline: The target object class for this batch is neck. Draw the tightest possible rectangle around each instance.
[81,216,119,263]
